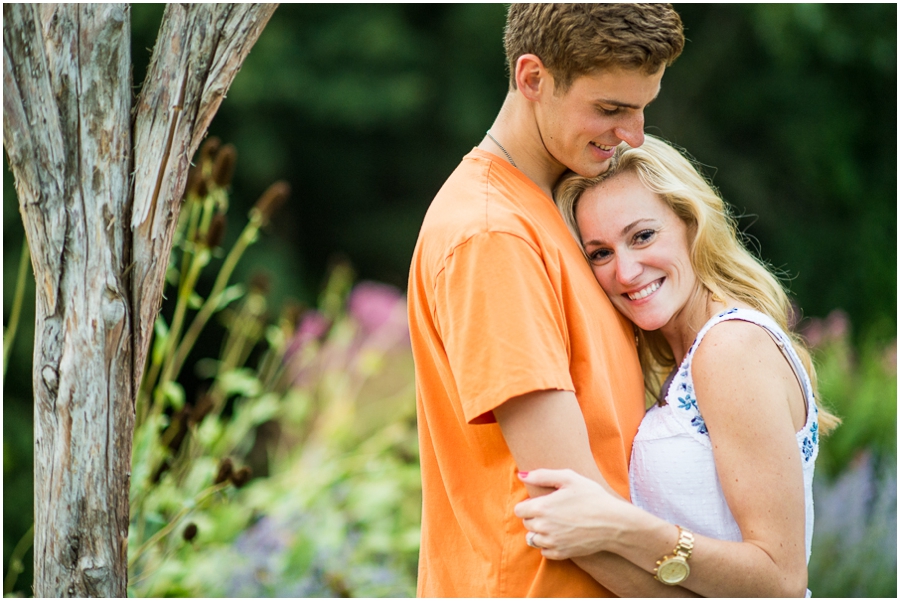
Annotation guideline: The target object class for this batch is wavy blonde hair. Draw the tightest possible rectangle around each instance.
[555,135,839,433]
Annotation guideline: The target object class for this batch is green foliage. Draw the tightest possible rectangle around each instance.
[807,314,897,478]
[126,141,419,596]
[647,4,896,340]
[803,311,897,597]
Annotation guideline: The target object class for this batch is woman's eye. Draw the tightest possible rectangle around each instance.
[587,248,613,263]
[634,229,656,245]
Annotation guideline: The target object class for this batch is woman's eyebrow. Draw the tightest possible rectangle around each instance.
[621,218,658,235]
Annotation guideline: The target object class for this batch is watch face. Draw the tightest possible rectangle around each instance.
[658,557,690,584]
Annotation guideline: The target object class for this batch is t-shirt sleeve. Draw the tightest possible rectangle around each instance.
[434,231,574,424]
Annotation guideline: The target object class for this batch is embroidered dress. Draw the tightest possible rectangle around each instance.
[629,308,819,572]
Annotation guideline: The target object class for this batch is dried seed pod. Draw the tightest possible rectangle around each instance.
[281,300,305,330]
[229,466,252,489]
[205,213,227,249]
[185,164,204,197]
[252,181,290,226]
[166,406,192,453]
[211,143,237,188]
[199,136,222,168]
[213,457,234,485]
[183,523,198,542]
[249,271,271,296]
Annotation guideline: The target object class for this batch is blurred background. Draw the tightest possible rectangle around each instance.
[3,4,896,597]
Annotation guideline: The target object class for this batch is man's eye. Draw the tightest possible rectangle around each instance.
[598,106,621,116]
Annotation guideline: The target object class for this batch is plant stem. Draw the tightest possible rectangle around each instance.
[3,238,30,384]
[129,482,228,569]
[153,248,210,416]
[3,523,33,595]
[169,215,262,381]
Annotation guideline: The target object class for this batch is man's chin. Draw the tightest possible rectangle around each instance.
[570,159,612,178]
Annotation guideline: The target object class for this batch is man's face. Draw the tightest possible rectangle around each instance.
[536,67,665,178]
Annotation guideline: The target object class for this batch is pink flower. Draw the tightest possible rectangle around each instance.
[285,310,330,360]
[347,281,407,338]
[799,309,851,349]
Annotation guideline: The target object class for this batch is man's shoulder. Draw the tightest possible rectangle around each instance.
[421,152,548,246]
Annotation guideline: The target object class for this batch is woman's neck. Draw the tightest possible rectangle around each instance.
[659,287,731,364]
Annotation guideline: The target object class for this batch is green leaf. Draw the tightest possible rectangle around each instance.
[188,292,204,309]
[218,368,262,399]
[152,316,170,365]
[162,381,185,410]
[213,284,246,311]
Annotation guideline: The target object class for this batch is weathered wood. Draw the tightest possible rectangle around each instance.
[3,2,277,595]
[131,3,277,394]
[4,4,133,596]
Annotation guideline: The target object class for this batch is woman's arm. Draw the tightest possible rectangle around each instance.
[517,322,809,597]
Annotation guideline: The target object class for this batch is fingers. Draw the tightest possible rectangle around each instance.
[517,468,577,489]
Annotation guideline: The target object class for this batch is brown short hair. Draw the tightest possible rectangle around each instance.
[504,4,685,92]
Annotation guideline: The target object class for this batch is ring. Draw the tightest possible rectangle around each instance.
[526,531,539,549]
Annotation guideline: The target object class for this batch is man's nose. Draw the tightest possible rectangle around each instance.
[614,112,645,148]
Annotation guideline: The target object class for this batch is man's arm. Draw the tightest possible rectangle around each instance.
[493,389,618,497]
[494,389,698,597]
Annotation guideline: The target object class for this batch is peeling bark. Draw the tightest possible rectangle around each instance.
[2,3,276,596]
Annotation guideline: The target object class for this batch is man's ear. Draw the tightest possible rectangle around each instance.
[515,54,551,102]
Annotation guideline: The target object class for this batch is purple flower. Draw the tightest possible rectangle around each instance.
[800,309,851,349]
[285,310,330,360]
[347,281,406,337]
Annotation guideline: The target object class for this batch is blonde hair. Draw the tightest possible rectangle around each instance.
[555,135,840,433]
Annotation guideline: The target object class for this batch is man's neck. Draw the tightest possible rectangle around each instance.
[478,92,567,198]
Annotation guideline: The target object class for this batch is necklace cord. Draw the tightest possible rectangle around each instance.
[485,130,518,169]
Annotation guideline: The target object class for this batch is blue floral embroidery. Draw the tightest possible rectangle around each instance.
[718,308,739,317]
[691,415,709,435]
[801,437,814,461]
[810,422,819,445]
[677,394,696,411]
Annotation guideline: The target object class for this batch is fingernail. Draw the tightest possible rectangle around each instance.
[518,471,529,478]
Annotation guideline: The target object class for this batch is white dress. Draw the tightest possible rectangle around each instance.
[629,308,819,590]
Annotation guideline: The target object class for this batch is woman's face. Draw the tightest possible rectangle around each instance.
[575,171,700,334]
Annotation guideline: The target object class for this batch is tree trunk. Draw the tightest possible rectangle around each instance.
[2,3,276,596]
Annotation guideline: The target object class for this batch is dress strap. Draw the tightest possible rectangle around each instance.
[665,308,818,447]
[690,309,815,422]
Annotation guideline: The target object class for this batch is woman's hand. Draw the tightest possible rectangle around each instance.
[514,468,635,560]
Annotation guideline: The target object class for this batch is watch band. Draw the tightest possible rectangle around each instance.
[654,526,695,585]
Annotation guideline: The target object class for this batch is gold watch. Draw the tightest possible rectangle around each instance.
[654,526,694,586]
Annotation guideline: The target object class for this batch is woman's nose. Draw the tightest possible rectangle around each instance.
[615,251,643,285]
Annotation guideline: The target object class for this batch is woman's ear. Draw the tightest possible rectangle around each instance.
[515,53,551,102]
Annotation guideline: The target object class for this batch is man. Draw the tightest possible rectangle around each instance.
[408,5,685,597]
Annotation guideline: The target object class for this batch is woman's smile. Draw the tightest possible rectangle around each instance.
[576,171,701,338]
[625,277,664,301]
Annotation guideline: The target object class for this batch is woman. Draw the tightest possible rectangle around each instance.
[514,135,839,597]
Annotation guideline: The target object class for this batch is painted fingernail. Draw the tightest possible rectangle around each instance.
[518,471,529,478]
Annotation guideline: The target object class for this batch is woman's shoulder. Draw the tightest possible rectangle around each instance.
[690,309,802,427]
[690,307,787,362]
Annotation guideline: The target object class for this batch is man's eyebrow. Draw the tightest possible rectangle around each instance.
[596,87,662,110]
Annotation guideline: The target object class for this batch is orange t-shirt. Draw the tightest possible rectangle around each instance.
[408,149,645,597]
